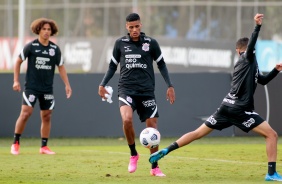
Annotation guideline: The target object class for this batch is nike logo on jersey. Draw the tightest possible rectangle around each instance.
[124,46,132,52]
[35,50,41,52]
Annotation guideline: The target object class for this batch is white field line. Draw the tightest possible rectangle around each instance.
[80,150,265,166]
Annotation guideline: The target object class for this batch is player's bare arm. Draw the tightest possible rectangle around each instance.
[13,57,23,92]
[58,65,72,98]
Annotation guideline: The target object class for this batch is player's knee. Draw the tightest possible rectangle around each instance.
[269,129,278,140]
[123,118,133,128]
[41,112,52,122]
[20,111,32,120]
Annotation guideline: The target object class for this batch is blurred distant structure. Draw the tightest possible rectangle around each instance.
[1,0,282,40]
[0,0,281,73]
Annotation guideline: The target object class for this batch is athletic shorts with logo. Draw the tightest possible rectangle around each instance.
[22,90,55,110]
[205,105,264,132]
[118,94,159,122]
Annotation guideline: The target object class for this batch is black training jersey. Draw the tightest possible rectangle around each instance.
[19,39,63,93]
[111,32,164,95]
[222,25,261,111]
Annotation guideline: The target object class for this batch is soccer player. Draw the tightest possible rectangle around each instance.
[149,13,282,181]
[98,13,175,176]
[11,18,72,155]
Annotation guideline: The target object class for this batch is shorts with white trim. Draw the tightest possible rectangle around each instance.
[22,90,55,110]
[204,105,264,132]
[118,94,159,122]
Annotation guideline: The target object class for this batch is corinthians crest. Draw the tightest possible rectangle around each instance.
[142,43,150,52]
[49,48,55,56]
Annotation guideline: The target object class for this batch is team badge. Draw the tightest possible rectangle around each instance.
[142,43,150,52]
[28,94,35,102]
[126,96,132,103]
[49,48,55,56]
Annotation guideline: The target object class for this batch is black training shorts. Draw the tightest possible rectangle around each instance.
[22,90,55,110]
[204,105,264,132]
[118,94,159,122]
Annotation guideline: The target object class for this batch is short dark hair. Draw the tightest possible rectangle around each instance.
[126,13,140,22]
[236,37,249,50]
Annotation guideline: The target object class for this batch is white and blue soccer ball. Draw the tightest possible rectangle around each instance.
[139,127,161,149]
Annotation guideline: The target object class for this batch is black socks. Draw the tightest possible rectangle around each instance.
[41,138,48,147]
[13,134,21,144]
[268,162,276,175]
[167,142,179,153]
[129,143,138,156]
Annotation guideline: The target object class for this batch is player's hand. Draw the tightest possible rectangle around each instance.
[166,87,175,104]
[98,85,109,100]
[254,13,263,25]
[275,63,282,71]
[65,85,72,99]
[13,81,21,92]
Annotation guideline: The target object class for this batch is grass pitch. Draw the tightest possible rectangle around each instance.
[0,137,280,184]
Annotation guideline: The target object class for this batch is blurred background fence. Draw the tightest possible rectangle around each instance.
[1,0,282,40]
[0,0,282,73]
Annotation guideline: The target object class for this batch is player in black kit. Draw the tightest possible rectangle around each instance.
[11,18,72,155]
[149,14,282,181]
[98,13,175,176]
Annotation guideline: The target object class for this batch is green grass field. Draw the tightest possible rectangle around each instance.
[0,137,281,184]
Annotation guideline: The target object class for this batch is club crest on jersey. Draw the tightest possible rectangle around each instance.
[49,48,55,56]
[142,43,150,52]
[28,94,35,102]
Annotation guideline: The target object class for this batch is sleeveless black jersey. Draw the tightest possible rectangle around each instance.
[111,33,164,95]
[19,39,63,93]
[222,25,279,110]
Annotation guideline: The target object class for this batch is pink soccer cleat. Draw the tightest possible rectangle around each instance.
[39,146,55,155]
[128,154,139,173]
[150,166,166,177]
[11,142,20,155]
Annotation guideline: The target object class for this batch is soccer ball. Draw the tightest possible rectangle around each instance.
[139,127,161,149]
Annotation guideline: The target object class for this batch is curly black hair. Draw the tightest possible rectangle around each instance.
[30,18,59,36]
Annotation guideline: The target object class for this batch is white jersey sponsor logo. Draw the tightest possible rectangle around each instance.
[35,57,52,70]
[125,54,141,59]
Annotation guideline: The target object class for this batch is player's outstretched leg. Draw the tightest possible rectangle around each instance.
[149,148,168,163]
[265,172,282,181]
